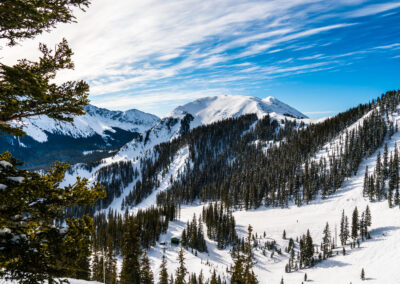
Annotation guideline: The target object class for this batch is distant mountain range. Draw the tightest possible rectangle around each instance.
[1,95,306,169]
[1,105,159,169]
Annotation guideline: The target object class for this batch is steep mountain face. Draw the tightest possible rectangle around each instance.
[115,95,306,160]
[1,105,159,169]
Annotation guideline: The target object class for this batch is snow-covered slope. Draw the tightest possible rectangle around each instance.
[170,95,307,129]
[19,104,159,143]
[136,105,400,284]
[115,95,306,160]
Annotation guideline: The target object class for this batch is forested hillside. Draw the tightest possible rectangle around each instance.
[79,90,400,283]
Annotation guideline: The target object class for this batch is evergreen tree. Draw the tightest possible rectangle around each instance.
[140,251,154,284]
[210,270,218,284]
[361,268,365,281]
[175,246,187,284]
[159,254,169,284]
[339,210,348,245]
[363,165,369,197]
[0,1,105,282]
[91,252,103,282]
[104,238,118,284]
[365,206,372,227]
[120,219,142,284]
[322,223,331,258]
[0,154,104,282]
[230,253,245,284]
[351,207,359,241]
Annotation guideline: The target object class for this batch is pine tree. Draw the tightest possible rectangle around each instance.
[305,230,314,266]
[361,268,365,281]
[230,253,245,283]
[175,246,187,284]
[339,210,347,245]
[351,207,359,241]
[140,251,154,284]
[91,251,103,282]
[0,153,104,282]
[105,238,118,284]
[210,270,218,284]
[159,254,169,284]
[0,1,105,282]
[363,166,369,196]
[322,223,331,258]
[120,219,142,284]
[360,213,365,241]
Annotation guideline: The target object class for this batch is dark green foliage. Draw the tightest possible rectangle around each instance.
[351,207,359,240]
[120,218,141,284]
[339,210,349,245]
[181,214,207,253]
[96,160,137,210]
[159,254,169,284]
[104,238,118,284]
[321,223,331,259]
[202,203,237,249]
[175,246,187,284]
[299,230,314,268]
[0,39,89,137]
[230,225,258,284]
[93,204,177,253]
[365,139,400,208]
[0,0,90,46]
[0,153,104,282]
[140,251,154,284]
[0,0,109,282]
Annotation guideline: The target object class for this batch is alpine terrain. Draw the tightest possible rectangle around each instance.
[2,1,400,283]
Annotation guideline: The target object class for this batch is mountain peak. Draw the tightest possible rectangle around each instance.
[169,95,307,128]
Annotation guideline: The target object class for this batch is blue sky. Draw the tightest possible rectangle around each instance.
[3,0,400,118]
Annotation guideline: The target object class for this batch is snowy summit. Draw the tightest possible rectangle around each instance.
[170,95,307,128]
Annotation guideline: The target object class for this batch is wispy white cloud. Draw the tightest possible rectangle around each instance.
[237,23,356,57]
[347,2,400,17]
[1,0,398,114]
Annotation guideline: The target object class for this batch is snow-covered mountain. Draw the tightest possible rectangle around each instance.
[115,95,306,160]
[19,104,159,143]
[170,95,307,128]
[1,105,159,169]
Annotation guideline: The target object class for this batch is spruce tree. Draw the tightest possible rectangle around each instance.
[175,246,187,284]
[0,1,105,282]
[230,253,245,283]
[339,210,346,245]
[104,238,118,284]
[361,268,365,281]
[351,207,359,241]
[159,254,169,284]
[322,223,331,258]
[140,251,154,284]
[0,154,104,282]
[120,219,142,284]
